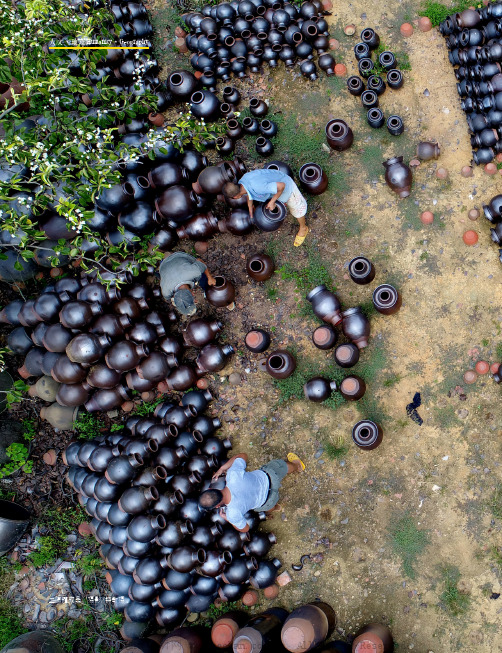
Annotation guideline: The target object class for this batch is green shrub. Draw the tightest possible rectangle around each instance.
[0,598,26,648]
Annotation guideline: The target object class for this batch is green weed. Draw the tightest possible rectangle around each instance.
[482,338,489,347]
[439,565,470,616]
[359,300,378,319]
[197,601,247,628]
[74,413,101,440]
[389,512,430,578]
[323,436,349,460]
[419,0,478,26]
[132,397,164,416]
[74,552,103,576]
[490,545,502,568]
[30,506,87,568]
[275,356,346,408]
[496,342,502,360]
[267,286,279,302]
[270,111,330,169]
[0,418,36,478]
[489,484,502,520]
[353,343,387,384]
[360,143,385,181]
[278,240,334,297]
[0,598,26,648]
[383,374,402,388]
[433,403,461,429]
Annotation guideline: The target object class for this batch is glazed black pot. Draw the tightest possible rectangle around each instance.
[265,350,296,379]
[367,108,385,128]
[106,341,148,373]
[253,201,286,231]
[90,313,131,338]
[361,89,378,109]
[127,514,166,543]
[256,136,274,156]
[348,256,375,284]
[265,160,294,177]
[0,499,31,556]
[155,185,196,223]
[358,58,374,77]
[117,486,159,515]
[387,115,404,136]
[245,327,272,354]
[326,119,354,151]
[243,116,260,134]
[105,454,144,485]
[361,27,380,49]
[341,307,370,349]
[306,285,342,325]
[136,352,172,382]
[223,86,241,104]
[347,75,365,96]
[152,490,184,517]
[352,420,383,450]
[318,53,335,76]
[156,520,193,548]
[162,569,194,591]
[96,183,134,215]
[249,97,268,116]
[386,69,403,89]
[168,545,206,572]
[243,531,276,557]
[43,324,74,353]
[191,523,222,548]
[383,156,412,198]
[190,90,221,121]
[367,74,386,95]
[299,163,328,194]
[304,377,338,402]
[196,344,234,374]
[372,284,402,315]
[168,70,200,99]
[181,389,213,413]
[66,333,111,367]
[249,558,282,588]
[340,374,366,401]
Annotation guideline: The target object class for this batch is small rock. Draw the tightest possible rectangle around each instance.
[229,372,242,385]
[186,612,199,622]
[277,571,292,586]
[340,518,348,524]
[458,409,469,419]
[32,604,40,621]
[42,449,57,466]
[47,608,57,622]
[19,579,29,590]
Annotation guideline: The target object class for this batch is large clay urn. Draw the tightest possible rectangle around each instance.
[51,355,87,384]
[66,334,111,366]
[176,212,219,240]
[118,486,159,515]
[195,344,234,374]
[197,162,236,194]
[155,185,196,224]
[218,209,253,235]
[168,545,206,573]
[306,285,342,326]
[253,202,287,232]
[246,253,275,281]
[168,70,200,99]
[281,603,336,653]
[148,162,188,190]
[166,365,197,391]
[299,163,328,195]
[265,350,296,379]
[383,156,412,198]
[90,313,131,338]
[59,301,103,329]
[206,276,235,307]
[136,352,173,382]
[198,550,232,577]
[243,531,276,557]
[56,382,91,407]
[352,623,393,653]
[85,385,130,412]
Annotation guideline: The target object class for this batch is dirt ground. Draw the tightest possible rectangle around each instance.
[153,0,502,650]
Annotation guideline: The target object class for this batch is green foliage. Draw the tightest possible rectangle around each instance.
[197,602,247,628]
[359,300,378,319]
[278,241,334,295]
[0,598,27,648]
[275,356,346,408]
[132,396,164,416]
[360,143,385,181]
[419,0,476,26]
[496,342,502,360]
[267,286,278,302]
[0,418,36,478]
[489,484,502,520]
[74,552,103,576]
[383,374,402,388]
[439,565,470,616]
[270,111,330,169]
[323,436,349,460]
[0,376,29,406]
[53,607,123,653]
[74,412,101,440]
[354,343,387,384]
[388,512,430,578]
[30,505,87,568]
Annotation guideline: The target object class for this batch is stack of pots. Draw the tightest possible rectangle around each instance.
[63,392,281,639]
[1,272,234,428]
[181,0,337,85]
[438,3,502,163]
[123,603,393,653]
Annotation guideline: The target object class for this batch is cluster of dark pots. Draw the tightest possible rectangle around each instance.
[439,3,502,164]
[482,192,502,259]
[63,394,281,639]
[120,603,393,652]
[345,29,405,134]
[181,0,336,85]
[1,272,236,427]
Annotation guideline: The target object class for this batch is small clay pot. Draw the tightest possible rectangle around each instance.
[312,325,337,350]
[249,97,268,116]
[372,284,402,315]
[334,343,360,368]
[347,76,365,96]
[265,350,296,379]
[352,420,383,450]
[307,284,342,325]
[303,377,337,402]
[348,257,375,284]
[299,163,328,194]
[383,156,412,198]
[246,253,275,281]
[206,276,236,308]
[325,119,354,151]
[342,307,370,349]
[245,329,271,353]
[416,141,440,161]
[339,375,366,400]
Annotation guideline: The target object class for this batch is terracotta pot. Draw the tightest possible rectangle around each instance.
[306,285,342,326]
[352,420,383,450]
[281,603,335,653]
[212,612,249,648]
[265,350,296,379]
[304,377,337,402]
[326,119,354,151]
[40,404,79,430]
[333,343,360,368]
[246,253,275,281]
[372,284,401,315]
[312,325,337,350]
[383,156,412,198]
[352,623,393,652]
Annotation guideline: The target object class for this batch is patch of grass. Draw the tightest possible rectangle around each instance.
[266,285,279,302]
[482,338,489,347]
[357,394,388,424]
[74,552,103,576]
[396,51,412,71]
[383,374,402,388]
[0,598,26,648]
[496,342,502,360]
[270,111,330,169]
[323,436,349,460]
[360,143,385,181]
[439,565,470,616]
[278,240,334,296]
[433,403,461,429]
[389,512,430,578]
[197,602,248,628]
[400,198,425,231]
[489,484,502,520]
[359,300,378,319]
[30,506,87,568]
[490,545,502,568]
[353,343,387,384]
[74,412,101,440]
[132,397,164,416]
[419,0,477,26]
[275,356,346,408]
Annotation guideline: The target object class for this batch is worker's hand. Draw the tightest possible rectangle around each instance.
[207,275,216,286]
[212,469,223,481]
[266,200,276,211]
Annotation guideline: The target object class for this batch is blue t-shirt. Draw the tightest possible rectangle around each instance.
[225,458,269,529]
[239,169,294,203]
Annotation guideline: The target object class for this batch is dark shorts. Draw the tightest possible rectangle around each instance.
[257,459,288,511]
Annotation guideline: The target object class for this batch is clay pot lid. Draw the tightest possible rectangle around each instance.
[341,377,357,393]
[336,345,354,361]
[246,331,264,347]
[313,326,333,345]
[212,621,238,648]
[162,640,186,653]
[353,632,384,653]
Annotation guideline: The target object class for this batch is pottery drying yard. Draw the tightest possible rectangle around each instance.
[2,0,502,651]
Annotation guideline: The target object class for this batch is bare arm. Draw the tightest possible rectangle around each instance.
[219,508,250,533]
[196,257,216,286]
[266,182,285,210]
[212,453,248,480]
[247,195,254,220]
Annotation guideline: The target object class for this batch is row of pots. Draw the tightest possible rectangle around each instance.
[438,4,502,163]
[63,395,283,634]
[2,272,236,425]
[180,0,337,84]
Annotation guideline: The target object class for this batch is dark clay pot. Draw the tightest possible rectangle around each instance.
[348,256,375,284]
[386,69,403,90]
[416,141,440,161]
[168,545,206,573]
[190,90,221,121]
[96,183,134,215]
[197,162,235,194]
[127,514,166,543]
[383,156,412,198]
[176,212,219,240]
[7,327,33,354]
[136,352,172,382]
[218,209,253,235]
[43,324,74,353]
[183,318,223,347]
[246,253,275,281]
[90,314,131,338]
[196,344,234,374]
[306,285,342,326]
[243,116,260,134]
[85,386,130,412]
[51,355,87,384]
[126,322,158,347]
[56,382,91,407]
[222,557,257,585]
[255,136,274,157]
[340,375,366,401]
[206,276,236,308]
[372,284,401,315]
[325,119,354,151]
[199,550,232,578]
[319,53,335,76]
[118,486,158,515]
[181,389,213,413]
[191,523,222,548]
[105,341,148,373]
[156,520,193,548]
[166,365,198,392]
[245,329,271,353]
[334,343,360,368]
[147,162,187,191]
[312,325,337,350]
[168,70,200,99]
[352,421,383,450]
[253,201,287,232]
[66,333,110,367]
[155,185,196,224]
[299,163,328,194]
[191,415,221,438]
[347,75,365,96]
[249,97,268,116]
[106,454,143,485]
[265,350,296,379]
[265,160,294,177]
[341,307,370,349]
[281,603,335,653]
[243,531,276,557]
[249,558,282,588]
[33,293,62,322]
[303,377,337,402]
